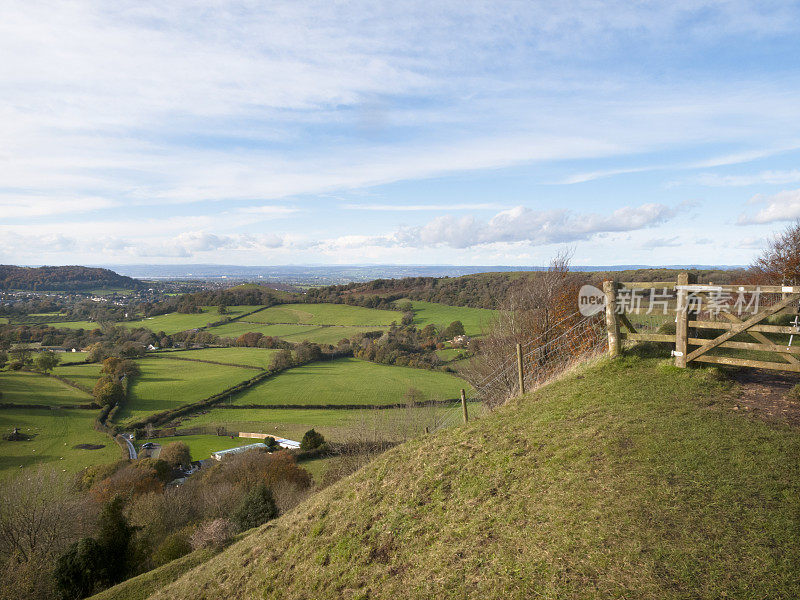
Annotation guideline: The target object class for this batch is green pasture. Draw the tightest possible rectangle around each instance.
[244,303,403,326]
[205,321,318,339]
[158,347,280,369]
[228,357,469,407]
[0,370,93,406]
[114,358,257,424]
[53,363,103,391]
[119,305,264,335]
[60,351,91,363]
[139,434,258,462]
[402,300,496,336]
[436,348,469,362]
[179,403,460,444]
[0,408,120,477]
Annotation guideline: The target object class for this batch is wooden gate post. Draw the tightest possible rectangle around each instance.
[675,272,689,367]
[516,343,525,395]
[460,388,468,423]
[603,280,620,357]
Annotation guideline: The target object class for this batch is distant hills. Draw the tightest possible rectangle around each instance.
[0,265,142,291]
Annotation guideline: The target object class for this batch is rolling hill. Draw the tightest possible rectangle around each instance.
[97,353,800,599]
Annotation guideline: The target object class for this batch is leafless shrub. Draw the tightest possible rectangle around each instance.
[189,518,234,550]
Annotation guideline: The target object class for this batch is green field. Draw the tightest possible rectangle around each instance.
[180,404,461,444]
[60,351,91,363]
[435,348,469,362]
[115,358,257,424]
[205,322,320,339]
[140,434,261,461]
[53,363,103,391]
[243,303,403,326]
[0,408,120,476]
[119,305,264,335]
[207,322,386,345]
[0,370,93,406]
[228,357,469,407]
[403,300,496,336]
[158,348,280,369]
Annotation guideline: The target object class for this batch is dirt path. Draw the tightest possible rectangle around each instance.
[727,369,800,428]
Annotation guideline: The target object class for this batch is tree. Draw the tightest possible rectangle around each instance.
[160,442,192,469]
[92,377,125,407]
[8,346,32,367]
[264,436,279,451]
[53,537,104,600]
[33,350,61,373]
[231,483,277,531]
[300,429,325,451]
[0,350,7,369]
[95,497,135,585]
[217,304,228,315]
[444,320,465,339]
[270,349,294,371]
[751,220,800,284]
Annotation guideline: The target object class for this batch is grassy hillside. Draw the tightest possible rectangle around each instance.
[0,370,93,405]
[146,355,800,600]
[245,303,403,326]
[404,300,496,336]
[113,358,257,424]
[0,408,120,476]
[226,357,469,406]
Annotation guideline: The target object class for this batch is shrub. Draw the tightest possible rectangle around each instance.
[231,482,277,531]
[788,384,800,400]
[301,429,325,451]
[190,518,234,550]
[160,441,192,469]
[54,537,105,600]
[152,532,192,567]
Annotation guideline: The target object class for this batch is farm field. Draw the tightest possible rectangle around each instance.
[114,358,257,424]
[0,370,94,406]
[118,305,264,334]
[53,363,103,391]
[436,348,469,362]
[244,303,404,326]
[0,408,120,477]
[60,351,91,363]
[403,300,496,336]
[179,404,461,443]
[140,434,260,462]
[228,357,470,407]
[205,321,319,339]
[158,347,280,369]
[207,321,386,345]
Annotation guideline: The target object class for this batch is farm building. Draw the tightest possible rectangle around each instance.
[211,442,267,461]
[239,432,301,449]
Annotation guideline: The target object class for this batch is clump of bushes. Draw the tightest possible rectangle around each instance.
[190,519,234,550]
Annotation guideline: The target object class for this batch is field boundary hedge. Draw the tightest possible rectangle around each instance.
[149,354,264,370]
[0,402,97,410]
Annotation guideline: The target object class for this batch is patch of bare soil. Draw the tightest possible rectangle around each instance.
[727,369,800,428]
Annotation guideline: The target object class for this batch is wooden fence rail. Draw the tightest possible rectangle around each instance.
[605,273,800,373]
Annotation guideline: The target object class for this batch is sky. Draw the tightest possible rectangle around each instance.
[3,1,800,267]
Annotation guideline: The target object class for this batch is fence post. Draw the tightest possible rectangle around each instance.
[675,272,689,367]
[516,343,525,395]
[603,280,620,357]
[460,388,468,423]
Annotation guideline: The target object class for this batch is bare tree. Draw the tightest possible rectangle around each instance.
[465,249,593,407]
[750,220,800,285]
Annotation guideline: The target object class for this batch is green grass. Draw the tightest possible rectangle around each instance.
[52,363,103,391]
[0,408,120,477]
[206,322,324,339]
[141,434,263,461]
[435,348,469,362]
[119,305,264,335]
[228,358,469,406]
[88,548,219,600]
[179,404,457,444]
[114,358,257,424]
[0,370,93,405]
[207,322,387,345]
[146,355,800,600]
[60,351,91,363]
[404,300,496,336]
[157,347,281,369]
[244,303,403,326]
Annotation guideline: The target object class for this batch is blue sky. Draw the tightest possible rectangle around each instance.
[2,1,800,266]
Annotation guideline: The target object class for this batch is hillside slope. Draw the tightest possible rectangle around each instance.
[148,356,800,599]
[0,265,141,291]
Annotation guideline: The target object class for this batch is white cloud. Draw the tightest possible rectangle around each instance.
[693,169,800,187]
[738,189,800,224]
[340,203,502,211]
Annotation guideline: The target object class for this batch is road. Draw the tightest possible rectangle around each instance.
[118,435,137,460]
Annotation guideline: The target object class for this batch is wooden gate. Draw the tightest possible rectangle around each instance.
[604,274,800,372]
